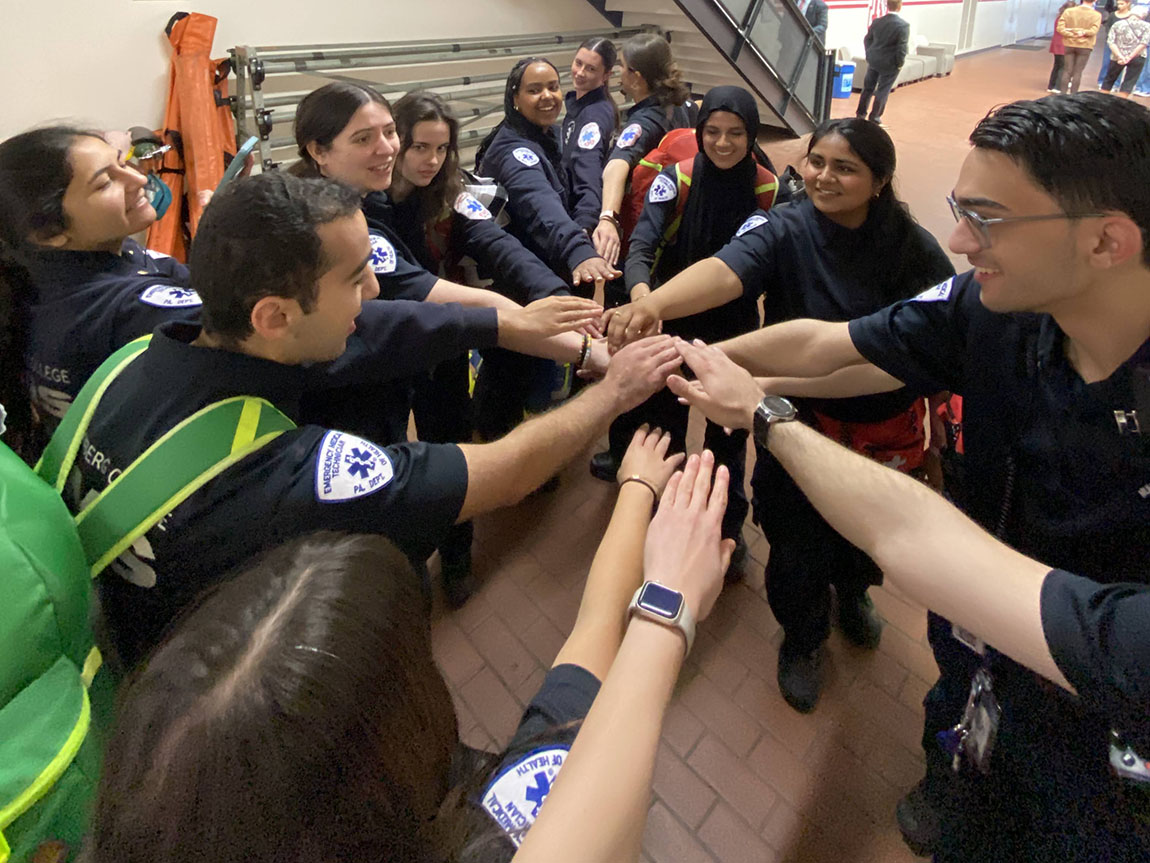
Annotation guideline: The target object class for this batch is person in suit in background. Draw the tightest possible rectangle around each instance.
[804,0,829,46]
[856,0,910,125]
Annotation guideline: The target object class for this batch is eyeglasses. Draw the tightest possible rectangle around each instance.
[946,195,1105,250]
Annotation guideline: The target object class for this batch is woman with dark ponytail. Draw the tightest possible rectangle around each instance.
[476,57,621,297]
[560,38,619,235]
[607,118,955,713]
[591,33,694,268]
[0,126,198,459]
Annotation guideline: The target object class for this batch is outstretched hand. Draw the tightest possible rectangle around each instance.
[592,220,621,267]
[515,295,604,338]
[667,338,762,432]
[606,299,661,353]
[618,425,685,497]
[572,256,621,290]
[601,335,681,413]
[643,450,733,623]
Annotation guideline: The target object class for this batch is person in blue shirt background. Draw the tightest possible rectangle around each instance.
[561,37,619,236]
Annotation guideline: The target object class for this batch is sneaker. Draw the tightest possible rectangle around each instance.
[837,590,884,649]
[724,534,749,585]
[777,641,823,713]
[589,450,621,482]
[441,552,476,609]
[1047,87,1061,93]
[871,118,885,127]
[896,777,943,857]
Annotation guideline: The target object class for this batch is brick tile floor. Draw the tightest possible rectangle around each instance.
[428,43,1067,861]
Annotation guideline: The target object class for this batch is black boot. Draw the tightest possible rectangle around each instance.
[837,590,884,649]
[777,639,823,713]
[589,450,621,482]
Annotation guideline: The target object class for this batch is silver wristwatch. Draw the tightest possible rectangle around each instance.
[752,394,798,447]
[627,581,695,656]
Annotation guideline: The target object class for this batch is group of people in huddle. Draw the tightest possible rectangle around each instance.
[1,25,1148,863]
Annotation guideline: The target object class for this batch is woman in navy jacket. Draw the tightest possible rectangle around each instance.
[561,37,619,235]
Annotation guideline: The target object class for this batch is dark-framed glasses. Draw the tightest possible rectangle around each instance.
[946,194,1105,250]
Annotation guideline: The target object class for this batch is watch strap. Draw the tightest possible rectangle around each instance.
[627,582,695,656]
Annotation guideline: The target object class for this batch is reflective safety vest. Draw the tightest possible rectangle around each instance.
[0,337,294,862]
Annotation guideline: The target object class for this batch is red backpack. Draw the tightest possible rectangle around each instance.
[620,129,699,251]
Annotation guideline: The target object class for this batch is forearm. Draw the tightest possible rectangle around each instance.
[427,279,522,311]
[515,620,683,863]
[456,382,620,520]
[717,319,864,377]
[766,422,1070,689]
[601,160,630,214]
[646,258,743,321]
[496,313,585,363]
[552,483,654,677]
[754,363,903,399]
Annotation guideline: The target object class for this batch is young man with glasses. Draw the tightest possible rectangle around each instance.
[607,92,1150,861]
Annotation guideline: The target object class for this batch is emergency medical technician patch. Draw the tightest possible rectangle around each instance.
[481,746,570,847]
[138,284,202,308]
[513,147,541,167]
[369,233,398,274]
[913,277,954,303]
[454,192,493,220]
[577,122,601,150]
[736,214,769,237]
[315,431,395,502]
[648,173,677,203]
[617,123,643,148]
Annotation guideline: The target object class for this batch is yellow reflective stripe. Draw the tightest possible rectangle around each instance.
[676,162,692,189]
[38,336,151,492]
[0,684,90,834]
[85,430,286,577]
[81,647,102,687]
[637,158,664,171]
[230,399,262,454]
[0,827,9,863]
[754,181,778,194]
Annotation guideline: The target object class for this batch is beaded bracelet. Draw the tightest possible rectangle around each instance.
[575,333,592,369]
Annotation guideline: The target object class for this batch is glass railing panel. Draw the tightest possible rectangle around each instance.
[745,0,822,117]
[716,0,754,22]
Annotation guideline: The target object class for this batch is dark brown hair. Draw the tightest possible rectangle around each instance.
[623,33,689,109]
[85,532,459,863]
[393,91,465,231]
[292,81,392,178]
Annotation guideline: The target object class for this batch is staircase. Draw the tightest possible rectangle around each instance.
[602,0,831,135]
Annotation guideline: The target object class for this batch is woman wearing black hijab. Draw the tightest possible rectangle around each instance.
[591,86,778,569]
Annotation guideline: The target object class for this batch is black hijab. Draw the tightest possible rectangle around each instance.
[475,57,562,171]
[677,86,761,267]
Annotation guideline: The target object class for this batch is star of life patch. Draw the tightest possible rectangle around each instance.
[138,284,202,308]
[648,173,678,203]
[454,191,493,220]
[481,746,570,848]
[513,147,541,167]
[617,123,643,148]
[314,431,395,502]
[913,277,954,303]
[369,233,397,274]
[736,214,768,237]
[577,122,602,150]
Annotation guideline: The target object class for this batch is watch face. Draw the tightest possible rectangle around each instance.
[638,582,684,619]
[761,394,796,418]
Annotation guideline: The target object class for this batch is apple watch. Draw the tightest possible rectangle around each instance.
[627,581,695,656]
[752,394,798,447]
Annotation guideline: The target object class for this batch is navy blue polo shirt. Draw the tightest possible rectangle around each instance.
[606,96,690,170]
[480,125,599,278]
[22,239,201,428]
[561,88,616,232]
[74,311,495,667]
[388,191,569,305]
[716,199,953,422]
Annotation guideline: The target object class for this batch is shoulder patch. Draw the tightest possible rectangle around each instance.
[138,284,202,308]
[736,214,769,237]
[314,431,395,502]
[369,233,398,275]
[577,121,602,150]
[513,147,541,167]
[617,122,643,149]
[912,277,954,303]
[648,173,678,204]
[454,191,493,221]
[481,746,570,848]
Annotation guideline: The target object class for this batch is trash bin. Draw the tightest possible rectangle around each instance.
[833,62,855,98]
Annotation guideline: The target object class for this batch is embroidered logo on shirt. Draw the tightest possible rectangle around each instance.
[454,192,493,220]
[913,277,954,303]
[314,431,395,502]
[617,123,643,149]
[513,147,541,167]
[736,214,768,237]
[648,173,678,203]
[577,122,602,150]
[138,284,202,308]
[369,233,398,275]
[481,746,570,848]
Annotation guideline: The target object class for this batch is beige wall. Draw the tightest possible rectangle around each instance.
[0,0,606,140]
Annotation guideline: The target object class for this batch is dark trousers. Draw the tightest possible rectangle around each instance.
[607,385,749,541]
[1048,53,1065,89]
[1062,46,1091,93]
[855,66,899,122]
[412,353,474,565]
[471,348,546,441]
[1103,54,1147,92]
[753,449,882,654]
